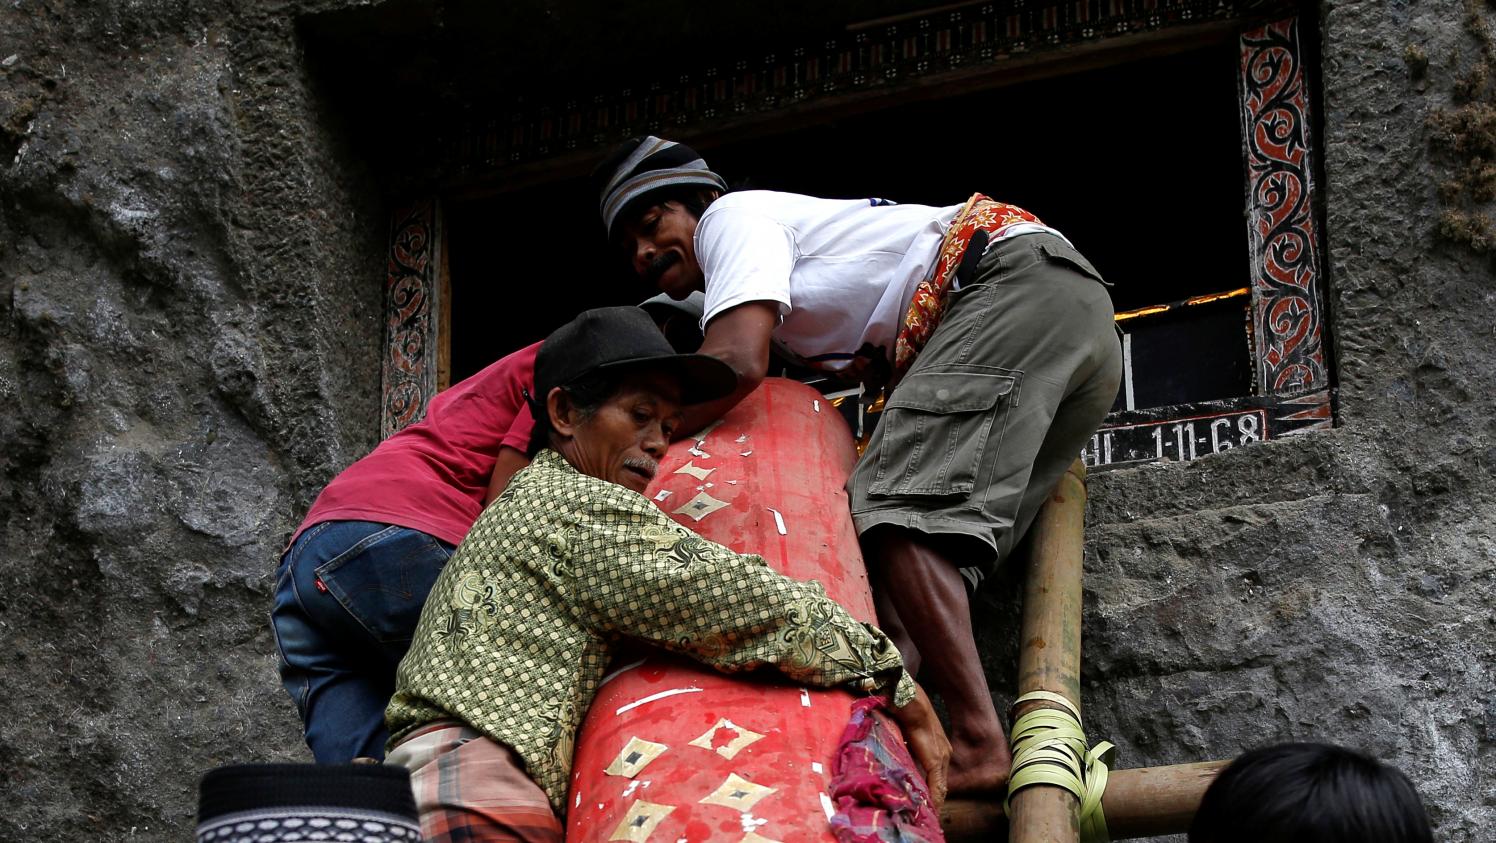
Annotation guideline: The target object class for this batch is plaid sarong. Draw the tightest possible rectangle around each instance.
[386,721,563,843]
[892,193,1045,380]
[828,698,945,842]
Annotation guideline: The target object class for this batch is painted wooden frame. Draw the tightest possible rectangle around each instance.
[381,199,449,439]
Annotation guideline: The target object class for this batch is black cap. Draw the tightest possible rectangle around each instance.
[532,307,736,419]
[197,764,420,842]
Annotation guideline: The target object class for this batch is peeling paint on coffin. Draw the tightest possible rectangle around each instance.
[688,445,711,458]
[615,686,703,715]
[765,508,787,535]
[819,792,835,821]
[688,718,765,760]
[606,736,669,778]
[673,461,714,481]
[699,773,776,811]
[609,800,675,842]
[600,657,648,688]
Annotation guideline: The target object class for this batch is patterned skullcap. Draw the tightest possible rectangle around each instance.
[196,763,421,843]
[595,135,726,237]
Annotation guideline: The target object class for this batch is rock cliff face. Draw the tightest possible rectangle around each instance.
[0,1,383,836]
[0,1,1490,840]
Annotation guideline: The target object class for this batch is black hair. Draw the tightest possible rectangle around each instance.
[526,370,625,457]
[1189,743,1433,843]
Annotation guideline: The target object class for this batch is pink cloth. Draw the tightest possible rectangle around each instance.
[829,697,945,843]
[291,343,539,548]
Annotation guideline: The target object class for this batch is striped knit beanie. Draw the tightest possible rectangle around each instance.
[196,764,421,843]
[595,136,726,237]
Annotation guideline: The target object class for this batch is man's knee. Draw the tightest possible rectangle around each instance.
[863,525,993,575]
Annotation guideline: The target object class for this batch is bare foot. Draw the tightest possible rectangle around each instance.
[946,731,1011,795]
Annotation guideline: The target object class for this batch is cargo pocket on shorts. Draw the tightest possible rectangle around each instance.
[1037,239,1110,286]
[867,368,1018,499]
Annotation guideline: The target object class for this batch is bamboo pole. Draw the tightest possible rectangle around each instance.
[1096,759,1229,837]
[941,760,1230,841]
[1008,459,1088,843]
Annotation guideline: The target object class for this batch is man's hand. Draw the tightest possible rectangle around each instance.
[890,682,952,810]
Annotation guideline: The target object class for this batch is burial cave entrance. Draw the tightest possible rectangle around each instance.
[300,0,1332,463]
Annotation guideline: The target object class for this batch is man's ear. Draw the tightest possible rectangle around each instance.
[547,387,578,438]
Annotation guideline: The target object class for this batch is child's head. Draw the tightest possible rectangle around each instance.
[1189,742,1433,843]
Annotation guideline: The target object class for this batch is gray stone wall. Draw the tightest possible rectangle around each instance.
[0,1,384,837]
[0,1,1490,840]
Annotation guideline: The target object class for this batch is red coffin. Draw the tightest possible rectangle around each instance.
[565,378,879,842]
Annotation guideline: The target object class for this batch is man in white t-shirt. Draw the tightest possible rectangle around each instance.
[595,136,1122,795]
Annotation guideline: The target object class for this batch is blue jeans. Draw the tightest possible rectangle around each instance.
[270,520,455,762]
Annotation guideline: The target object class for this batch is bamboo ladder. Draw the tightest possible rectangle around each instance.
[941,461,1228,842]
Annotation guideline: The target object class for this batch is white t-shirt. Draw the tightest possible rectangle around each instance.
[696,191,960,370]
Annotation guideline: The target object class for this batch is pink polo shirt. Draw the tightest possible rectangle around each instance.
[291,343,540,547]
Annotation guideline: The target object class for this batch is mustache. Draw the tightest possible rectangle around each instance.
[622,456,659,479]
[643,251,681,285]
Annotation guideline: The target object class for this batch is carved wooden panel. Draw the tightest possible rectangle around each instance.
[451,0,1284,175]
[382,200,444,438]
[1238,16,1330,398]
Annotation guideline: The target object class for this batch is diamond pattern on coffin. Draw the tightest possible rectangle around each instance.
[687,718,766,760]
[604,736,669,778]
[699,773,776,812]
[672,461,715,481]
[608,800,674,842]
[673,491,729,522]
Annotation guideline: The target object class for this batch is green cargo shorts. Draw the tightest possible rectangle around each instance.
[849,232,1121,588]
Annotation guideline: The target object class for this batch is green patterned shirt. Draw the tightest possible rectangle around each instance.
[386,448,913,813]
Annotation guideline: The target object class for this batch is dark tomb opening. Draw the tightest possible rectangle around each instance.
[446,43,1253,412]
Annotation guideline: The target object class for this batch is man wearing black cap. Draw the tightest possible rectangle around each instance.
[597,136,1122,795]
[384,307,948,840]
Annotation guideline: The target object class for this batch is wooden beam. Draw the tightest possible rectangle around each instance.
[1007,459,1088,843]
[942,760,1230,841]
[440,20,1243,200]
[1099,760,1230,837]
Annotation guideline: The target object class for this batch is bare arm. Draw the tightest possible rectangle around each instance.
[676,300,778,437]
[482,446,530,505]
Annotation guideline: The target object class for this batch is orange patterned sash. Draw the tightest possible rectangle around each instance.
[891,193,1045,380]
